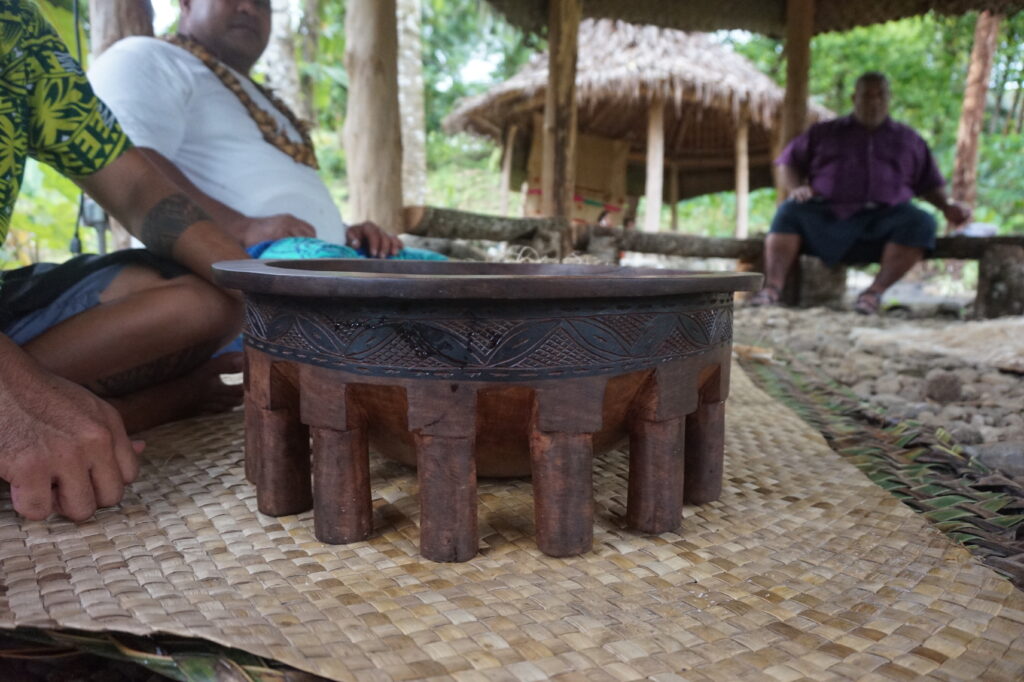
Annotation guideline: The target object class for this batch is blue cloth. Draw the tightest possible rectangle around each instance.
[215,237,448,355]
[246,237,447,261]
[2,264,124,345]
[769,199,936,266]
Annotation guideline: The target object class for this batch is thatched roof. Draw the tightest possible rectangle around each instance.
[485,0,1024,38]
[445,20,830,199]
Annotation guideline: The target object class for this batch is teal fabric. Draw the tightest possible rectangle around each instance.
[254,237,447,261]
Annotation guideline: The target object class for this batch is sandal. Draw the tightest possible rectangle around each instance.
[854,290,882,315]
[747,285,781,307]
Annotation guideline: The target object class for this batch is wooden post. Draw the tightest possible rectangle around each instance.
[643,97,665,233]
[735,108,750,239]
[952,11,1002,213]
[541,0,581,238]
[344,0,404,234]
[668,163,679,232]
[975,245,1024,319]
[397,0,428,206]
[500,124,519,216]
[89,0,153,56]
[777,0,814,200]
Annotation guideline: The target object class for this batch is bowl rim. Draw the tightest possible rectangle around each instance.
[212,258,764,300]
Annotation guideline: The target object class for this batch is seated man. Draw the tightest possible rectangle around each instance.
[1,0,262,521]
[88,0,436,261]
[751,72,971,314]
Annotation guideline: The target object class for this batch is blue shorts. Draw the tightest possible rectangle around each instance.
[2,264,124,345]
[769,200,936,266]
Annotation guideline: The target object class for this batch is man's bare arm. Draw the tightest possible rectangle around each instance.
[779,164,814,202]
[73,148,249,282]
[920,186,972,232]
[134,147,316,247]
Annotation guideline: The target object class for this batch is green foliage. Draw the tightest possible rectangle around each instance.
[421,0,539,133]
[34,0,89,64]
[2,0,88,266]
[972,133,1024,232]
[310,0,349,130]
[5,161,80,266]
[657,188,779,237]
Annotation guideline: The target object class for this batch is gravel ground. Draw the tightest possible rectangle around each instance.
[734,303,1024,484]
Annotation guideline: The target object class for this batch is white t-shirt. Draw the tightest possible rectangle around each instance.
[89,37,347,244]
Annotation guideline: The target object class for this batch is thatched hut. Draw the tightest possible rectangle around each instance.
[484,0,1024,37]
[446,19,829,233]
[478,0,1024,236]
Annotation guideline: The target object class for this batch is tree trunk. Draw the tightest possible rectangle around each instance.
[405,205,567,258]
[988,54,1010,133]
[778,0,814,152]
[541,0,581,255]
[952,11,1002,211]
[89,0,153,56]
[1005,81,1023,135]
[1017,89,1024,134]
[262,0,309,122]
[298,0,320,122]
[344,0,404,234]
[397,0,427,207]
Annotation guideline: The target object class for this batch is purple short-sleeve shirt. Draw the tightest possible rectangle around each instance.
[776,115,945,219]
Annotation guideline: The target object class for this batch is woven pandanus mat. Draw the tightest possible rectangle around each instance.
[1,363,1022,681]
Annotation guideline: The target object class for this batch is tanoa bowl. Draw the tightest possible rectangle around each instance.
[213,259,762,477]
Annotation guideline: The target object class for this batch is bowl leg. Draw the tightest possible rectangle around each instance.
[684,400,725,505]
[407,382,479,562]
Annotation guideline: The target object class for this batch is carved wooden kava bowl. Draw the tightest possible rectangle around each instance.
[213,259,762,562]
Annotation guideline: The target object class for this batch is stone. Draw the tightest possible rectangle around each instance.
[952,368,979,384]
[851,381,874,398]
[875,375,902,395]
[969,441,1024,478]
[940,405,968,421]
[924,370,962,403]
[1000,413,1024,430]
[899,378,924,401]
[950,425,984,445]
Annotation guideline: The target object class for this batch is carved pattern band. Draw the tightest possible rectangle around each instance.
[244,293,735,380]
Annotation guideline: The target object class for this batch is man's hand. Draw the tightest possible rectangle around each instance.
[942,200,972,230]
[788,184,815,203]
[232,214,317,248]
[0,339,142,522]
[345,221,402,258]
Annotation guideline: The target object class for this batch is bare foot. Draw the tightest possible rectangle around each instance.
[108,352,244,434]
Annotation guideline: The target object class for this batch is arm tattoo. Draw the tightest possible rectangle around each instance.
[139,194,211,258]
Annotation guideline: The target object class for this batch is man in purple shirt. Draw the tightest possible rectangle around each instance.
[751,72,971,313]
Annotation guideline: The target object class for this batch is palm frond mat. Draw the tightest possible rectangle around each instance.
[740,355,1024,589]
[2,363,1023,681]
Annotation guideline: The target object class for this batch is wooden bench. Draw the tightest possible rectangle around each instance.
[403,207,1024,318]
